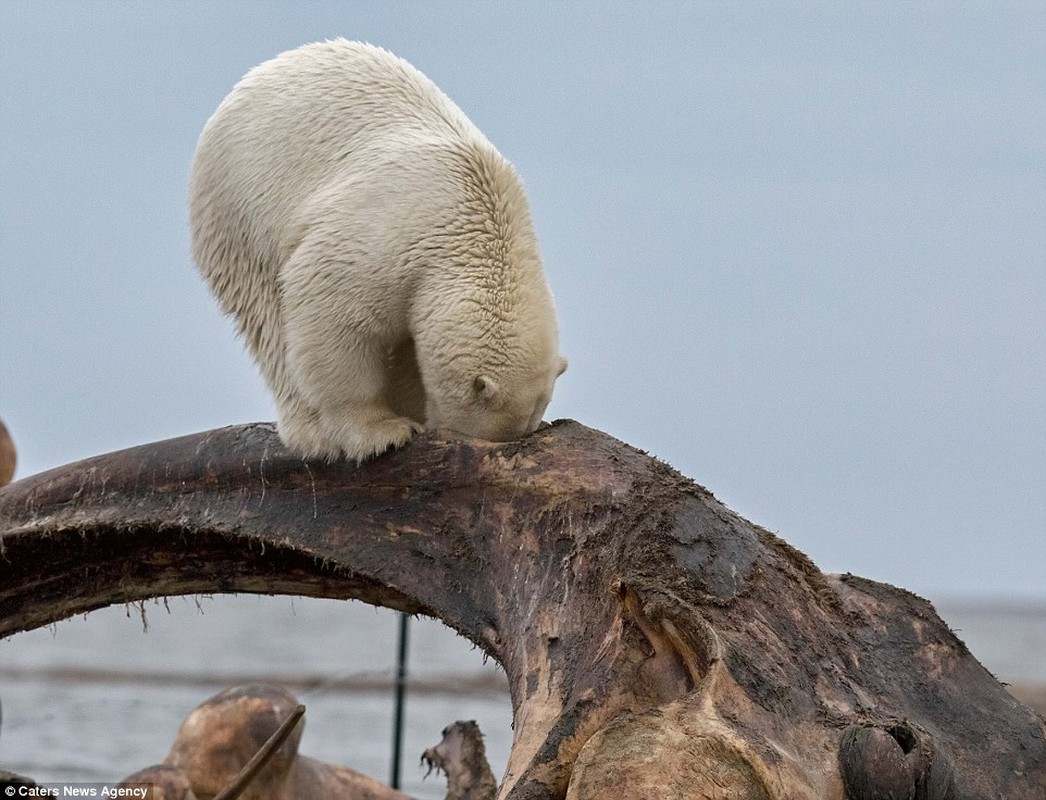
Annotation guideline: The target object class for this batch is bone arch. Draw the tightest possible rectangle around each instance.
[2,421,1043,799]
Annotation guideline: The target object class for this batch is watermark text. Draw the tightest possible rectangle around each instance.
[4,785,150,799]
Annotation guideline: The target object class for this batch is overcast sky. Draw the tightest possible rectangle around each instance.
[1,2,1043,603]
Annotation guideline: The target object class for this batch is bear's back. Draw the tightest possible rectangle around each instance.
[190,40,490,270]
[189,40,501,338]
[221,39,482,158]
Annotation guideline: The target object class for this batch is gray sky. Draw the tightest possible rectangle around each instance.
[2,1,1044,603]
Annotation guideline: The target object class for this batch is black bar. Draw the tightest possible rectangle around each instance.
[390,611,410,789]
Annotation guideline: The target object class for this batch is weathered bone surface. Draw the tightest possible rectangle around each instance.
[0,418,16,487]
[422,720,498,800]
[121,683,408,800]
[1,420,1043,799]
[120,764,199,800]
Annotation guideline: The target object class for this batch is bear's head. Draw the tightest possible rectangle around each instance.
[426,351,567,443]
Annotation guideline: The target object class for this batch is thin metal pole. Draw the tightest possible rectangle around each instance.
[390,611,410,789]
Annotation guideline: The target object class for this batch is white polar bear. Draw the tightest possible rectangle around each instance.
[190,39,566,462]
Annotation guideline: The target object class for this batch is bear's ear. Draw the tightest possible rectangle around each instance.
[556,356,568,377]
[473,375,501,403]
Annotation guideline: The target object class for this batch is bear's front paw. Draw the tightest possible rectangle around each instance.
[344,415,424,464]
[279,404,423,463]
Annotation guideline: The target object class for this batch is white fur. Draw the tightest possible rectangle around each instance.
[190,40,566,461]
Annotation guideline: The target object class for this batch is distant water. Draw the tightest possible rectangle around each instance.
[1,594,1042,796]
[0,596,513,799]
[933,599,1046,685]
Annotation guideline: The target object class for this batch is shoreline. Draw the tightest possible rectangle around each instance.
[3,664,1043,718]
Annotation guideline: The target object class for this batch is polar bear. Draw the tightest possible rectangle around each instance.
[190,39,566,462]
